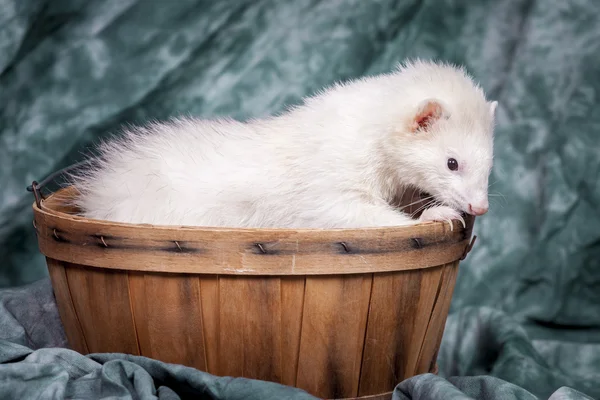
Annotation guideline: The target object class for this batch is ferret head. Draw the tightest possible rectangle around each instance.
[385,61,497,216]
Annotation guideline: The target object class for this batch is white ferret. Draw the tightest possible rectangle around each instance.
[70,60,497,229]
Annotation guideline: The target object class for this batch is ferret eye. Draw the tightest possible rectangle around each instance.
[447,158,459,171]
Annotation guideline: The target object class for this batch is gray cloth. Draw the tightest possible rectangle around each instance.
[0,279,595,400]
[0,277,67,349]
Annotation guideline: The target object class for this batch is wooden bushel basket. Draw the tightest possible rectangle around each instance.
[31,180,476,400]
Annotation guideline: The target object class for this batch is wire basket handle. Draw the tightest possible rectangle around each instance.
[26,160,91,208]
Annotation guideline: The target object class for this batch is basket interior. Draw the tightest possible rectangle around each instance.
[41,185,434,220]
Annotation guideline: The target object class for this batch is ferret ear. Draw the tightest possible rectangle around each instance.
[410,99,447,133]
[489,101,498,117]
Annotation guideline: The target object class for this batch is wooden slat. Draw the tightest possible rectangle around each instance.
[127,272,149,355]
[217,277,246,377]
[296,275,373,399]
[280,277,306,387]
[128,272,207,370]
[243,277,282,381]
[64,265,139,355]
[217,277,283,381]
[199,275,220,374]
[405,267,446,376]
[46,258,89,354]
[357,266,443,396]
[414,262,460,374]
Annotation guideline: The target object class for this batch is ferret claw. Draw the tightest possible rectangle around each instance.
[419,206,465,231]
[446,218,454,232]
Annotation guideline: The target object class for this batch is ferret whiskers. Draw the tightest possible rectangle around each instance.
[409,199,437,219]
[399,195,435,211]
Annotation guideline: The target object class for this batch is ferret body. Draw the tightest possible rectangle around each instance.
[70,60,497,229]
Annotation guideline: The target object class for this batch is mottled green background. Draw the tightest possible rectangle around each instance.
[1,0,599,398]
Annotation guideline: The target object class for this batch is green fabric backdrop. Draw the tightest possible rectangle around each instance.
[1,0,599,398]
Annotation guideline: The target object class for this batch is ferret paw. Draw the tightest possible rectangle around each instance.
[419,206,465,231]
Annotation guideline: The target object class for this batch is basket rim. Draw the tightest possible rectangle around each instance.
[34,186,468,234]
[31,186,475,275]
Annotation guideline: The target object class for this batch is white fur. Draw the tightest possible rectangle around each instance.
[69,60,496,229]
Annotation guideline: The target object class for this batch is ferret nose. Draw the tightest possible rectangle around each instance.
[468,203,488,216]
